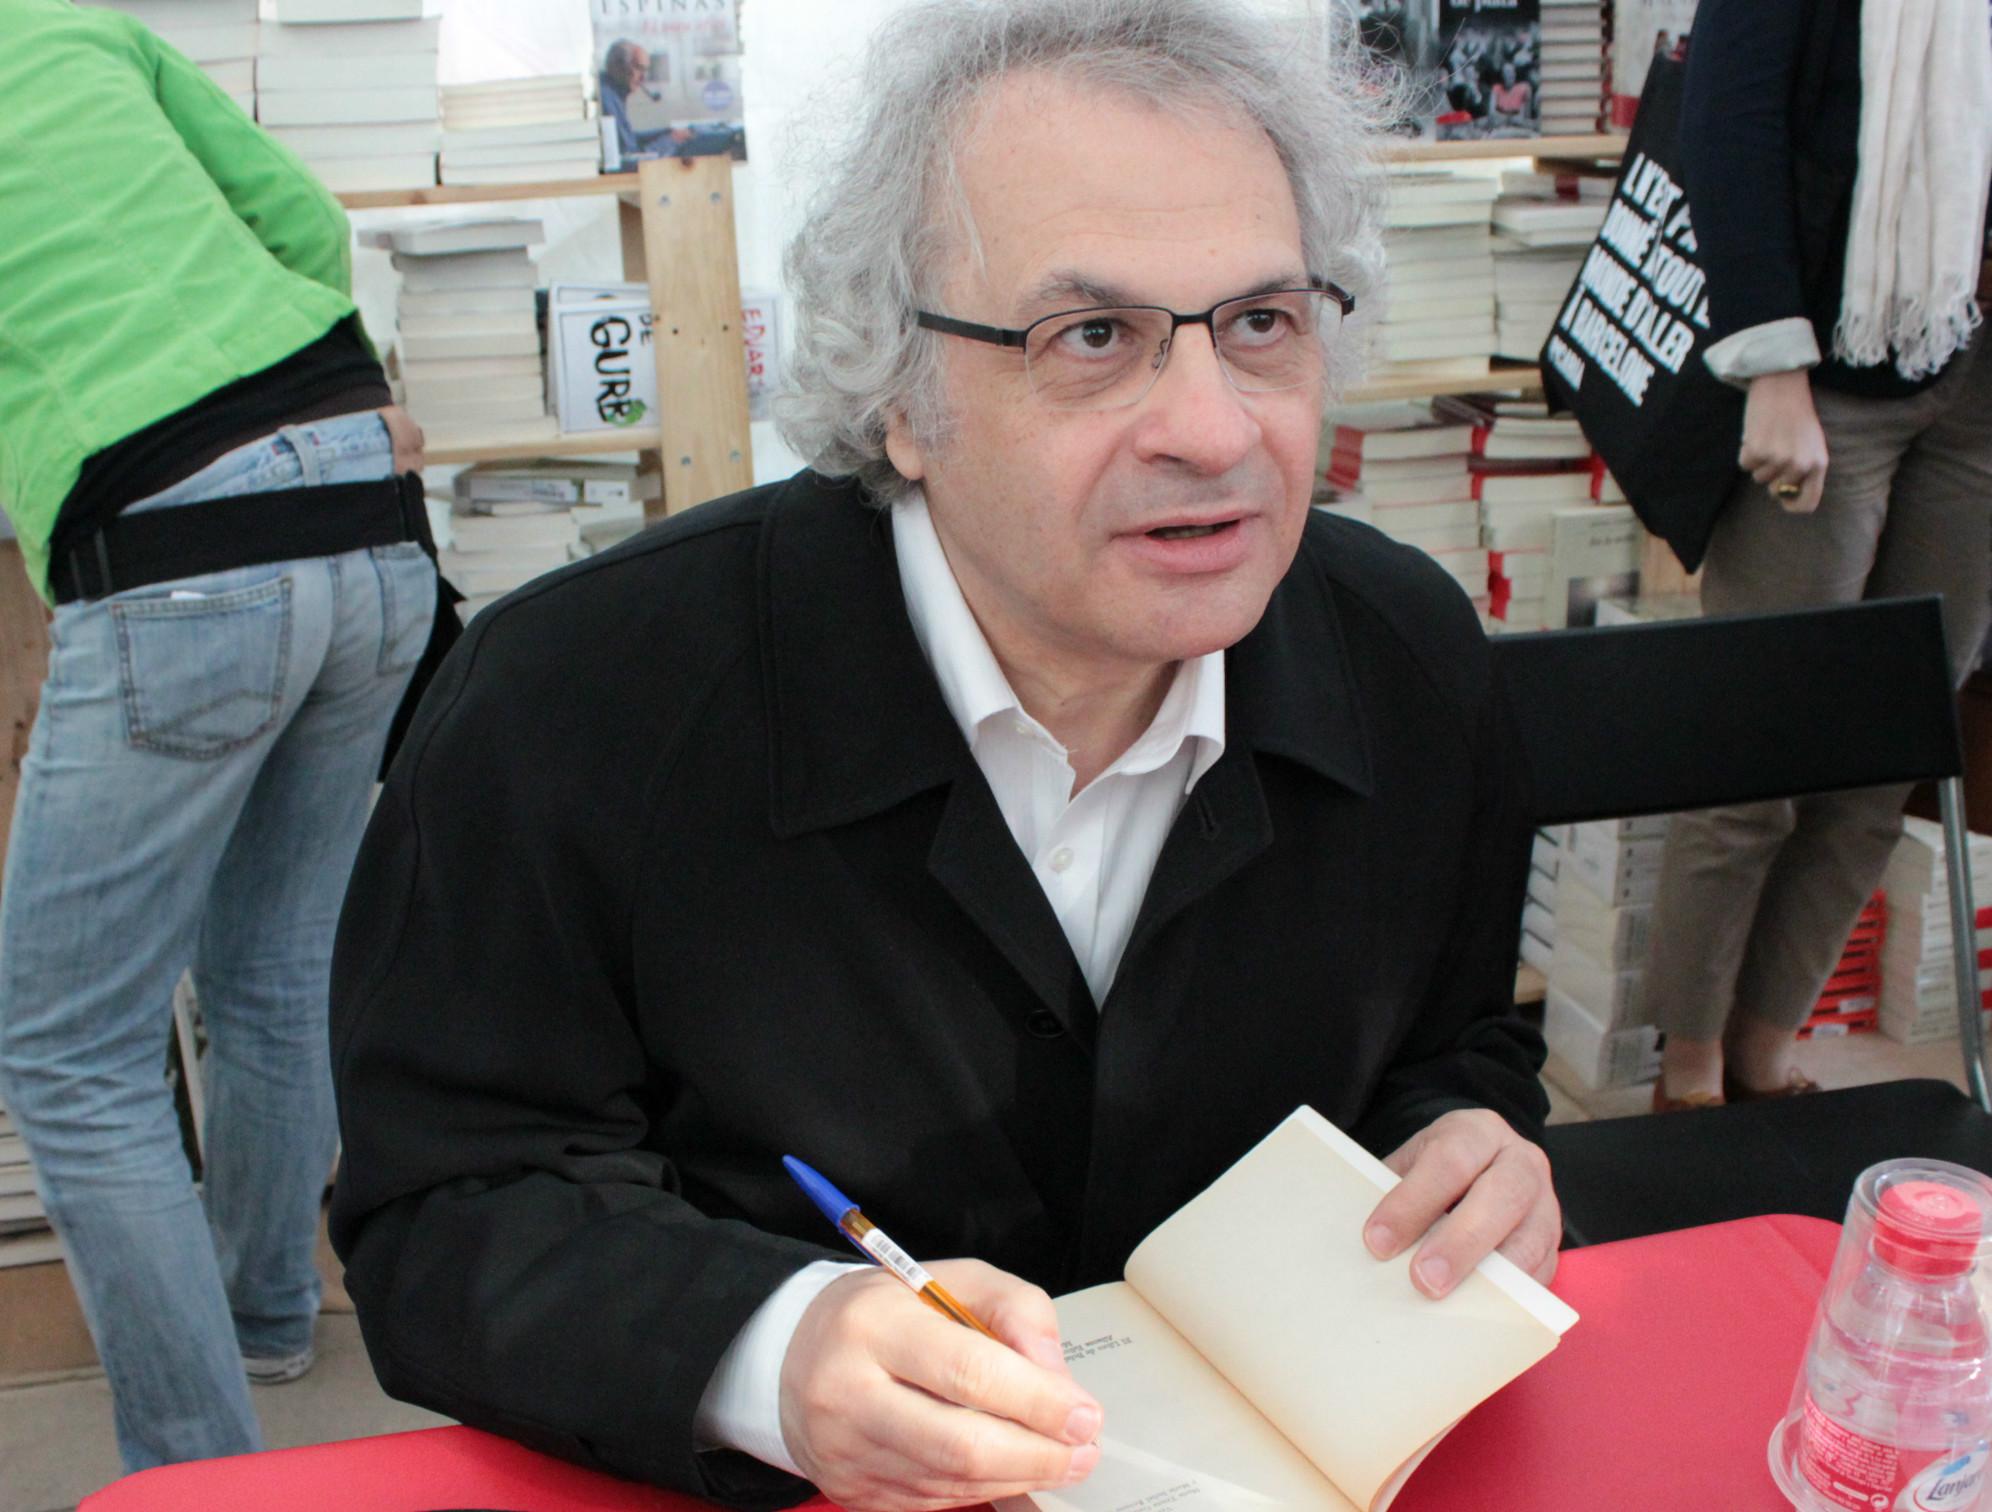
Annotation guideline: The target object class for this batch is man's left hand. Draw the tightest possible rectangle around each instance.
[1363,1109,1560,1297]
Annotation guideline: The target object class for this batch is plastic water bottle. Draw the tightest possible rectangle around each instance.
[1780,1164,1992,1512]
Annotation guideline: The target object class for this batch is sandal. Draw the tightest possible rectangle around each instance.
[1651,1082,1725,1113]
[1721,1068,1822,1103]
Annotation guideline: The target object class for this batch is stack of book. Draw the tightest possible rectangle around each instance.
[1373,170,1500,382]
[1430,396,1593,631]
[1800,895,1888,1040]
[1320,402,1485,606]
[1490,166,1612,359]
[374,218,555,448]
[1538,0,1610,134]
[80,0,257,115]
[0,1092,55,1270]
[452,459,655,556]
[439,75,596,187]
[256,2,440,194]
[1544,815,1671,1091]
[1521,827,1565,973]
[1878,817,1992,1044]
[440,497,581,624]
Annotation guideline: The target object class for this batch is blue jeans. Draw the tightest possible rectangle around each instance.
[0,414,435,1470]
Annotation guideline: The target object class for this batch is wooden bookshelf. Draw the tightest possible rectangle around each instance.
[1348,362,1544,405]
[425,426,662,467]
[1383,132,1625,164]
[329,134,1628,213]
[338,174,639,211]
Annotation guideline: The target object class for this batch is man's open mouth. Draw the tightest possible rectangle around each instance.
[1147,521,1234,540]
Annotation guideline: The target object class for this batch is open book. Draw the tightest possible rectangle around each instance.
[997,1107,1579,1512]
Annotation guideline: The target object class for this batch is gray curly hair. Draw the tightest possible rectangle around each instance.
[775,0,1390,501]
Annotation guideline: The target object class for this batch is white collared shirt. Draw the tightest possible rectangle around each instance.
[692,493,1230,1474]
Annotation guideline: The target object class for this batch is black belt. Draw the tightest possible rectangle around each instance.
[50,473,434,605]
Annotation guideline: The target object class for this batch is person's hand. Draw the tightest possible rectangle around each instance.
[778,1260,1103,1512]
[378,404,426,476]
[1739,369,1828,514]
[1364,1109,1561,1297]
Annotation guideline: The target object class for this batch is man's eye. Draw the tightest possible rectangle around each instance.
[1068,318,1121,350]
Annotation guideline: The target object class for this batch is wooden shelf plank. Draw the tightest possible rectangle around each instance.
[423,426,660,466]
[1346,362,1543,404]
[1382,132,1625,164]
[338,174,640,211]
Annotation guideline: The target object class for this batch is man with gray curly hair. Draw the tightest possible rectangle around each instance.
[329,2,1561,1509]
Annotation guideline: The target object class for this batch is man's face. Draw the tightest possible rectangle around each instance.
[884,73,1327,690]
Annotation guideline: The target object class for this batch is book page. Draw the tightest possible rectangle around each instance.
[994,1281,1357,1512]
[1124,1109,1574,1511]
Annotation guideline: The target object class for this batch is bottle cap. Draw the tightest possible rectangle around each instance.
[1873,1179,1985,1278]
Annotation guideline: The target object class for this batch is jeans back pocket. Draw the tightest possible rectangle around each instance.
[112,578,293,759]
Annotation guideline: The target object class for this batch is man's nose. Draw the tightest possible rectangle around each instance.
[1130,323,1262,472]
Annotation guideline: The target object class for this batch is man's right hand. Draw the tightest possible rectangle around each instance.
[1739,369,1828,514]
[778,1260,1103,1512]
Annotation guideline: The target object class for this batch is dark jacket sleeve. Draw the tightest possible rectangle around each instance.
[328,581,836,1511]
[1679,0,1810,342]
[1351,624,1548,1159]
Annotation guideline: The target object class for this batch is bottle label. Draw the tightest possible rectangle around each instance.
[1800,1394,1989,1510]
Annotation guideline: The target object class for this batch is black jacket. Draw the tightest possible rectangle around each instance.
[328,470,1546,1509]
[1681,0,1989,399]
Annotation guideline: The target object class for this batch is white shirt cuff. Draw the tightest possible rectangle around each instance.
[693,1258,865,1475]
[1703,318,1822,388]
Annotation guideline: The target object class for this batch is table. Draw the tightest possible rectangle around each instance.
[80,1213,1838,1512]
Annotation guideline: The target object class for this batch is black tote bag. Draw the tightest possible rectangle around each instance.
[1537,53,1742,574]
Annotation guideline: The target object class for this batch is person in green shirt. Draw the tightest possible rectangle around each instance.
[0,0,438,1471]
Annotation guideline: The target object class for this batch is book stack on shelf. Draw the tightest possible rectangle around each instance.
[1372,169,1499,384]
[1490,164,1613,359]
[440,75,596,186]
[374,218,555,448]
[257,2,440,194]
[1431,395,1593,631]
[1801,895,1887,1040]
[453,459,654,557]
[1877,817,1992,1044]
[0,1093,56,1271]
[1521,826,1564,974]
[1318,401,1485,608]
[1544,816,1671,1092]
[80,0,257,115]
[440,498,580,624]
[1538,0,1611,134]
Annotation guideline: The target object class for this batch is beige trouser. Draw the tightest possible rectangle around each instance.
[1646,328,1992,1042]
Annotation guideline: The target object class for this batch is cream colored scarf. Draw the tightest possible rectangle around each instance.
[1833,0,1992,379]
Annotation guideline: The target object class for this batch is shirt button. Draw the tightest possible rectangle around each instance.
[1012,718,1031,737]
[1025,1009,1064,1039]
[1048,846,1075,873]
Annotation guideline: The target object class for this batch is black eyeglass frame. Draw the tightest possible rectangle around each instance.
[913,280,1356,352]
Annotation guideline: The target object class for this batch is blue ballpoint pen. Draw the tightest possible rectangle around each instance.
[783,1154,1000,1339]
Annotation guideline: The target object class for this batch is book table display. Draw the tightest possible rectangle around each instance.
[77,1213,1836,1512]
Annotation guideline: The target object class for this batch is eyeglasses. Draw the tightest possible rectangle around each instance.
[914,283,1354,412]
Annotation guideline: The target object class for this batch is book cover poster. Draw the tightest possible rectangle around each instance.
[593,0,746,168]
[1609,0,1696,127]
[1345,0,1541,142]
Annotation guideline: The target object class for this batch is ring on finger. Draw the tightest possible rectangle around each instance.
[1771,480,1803,501]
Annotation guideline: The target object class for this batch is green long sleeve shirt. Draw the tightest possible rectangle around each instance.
[0,0,362,598]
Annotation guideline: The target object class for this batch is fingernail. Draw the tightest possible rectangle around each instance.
[1415,1254,1452,1294]
[1063,1442,1101,1483]
[1063,1402,1102,1444]
[1365,1223,1396,1257]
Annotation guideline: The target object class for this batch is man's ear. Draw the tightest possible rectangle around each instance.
[883,411,927,483]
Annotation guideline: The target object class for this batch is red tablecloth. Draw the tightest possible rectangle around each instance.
[81,1213,1839,1512]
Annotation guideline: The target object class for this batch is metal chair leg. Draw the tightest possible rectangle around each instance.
[1939,776,1991,1113]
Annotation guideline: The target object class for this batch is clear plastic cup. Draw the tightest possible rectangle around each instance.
[1770,1157,1992,1511]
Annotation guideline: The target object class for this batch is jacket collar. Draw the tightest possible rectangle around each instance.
[760,473,1373,839]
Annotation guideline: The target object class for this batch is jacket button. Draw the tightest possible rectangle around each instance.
[1025,1010,1064,1039]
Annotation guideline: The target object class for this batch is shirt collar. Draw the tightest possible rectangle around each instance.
[891,495,1226,789]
